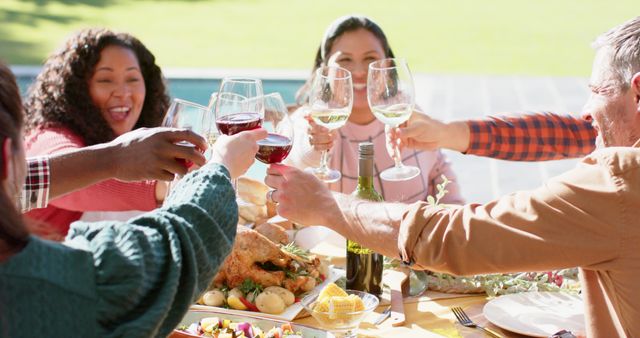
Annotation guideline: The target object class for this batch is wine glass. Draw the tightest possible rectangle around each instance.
[162,98,210,169]
[367,58,420,181]
[305,66,353,183]
[214,77,264,135]
[204,92,219,154]
[161,98,210,198]
[213,77,264,204]
[253,93,294,164]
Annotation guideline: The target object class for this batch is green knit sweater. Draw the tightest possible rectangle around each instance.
[0,163,238,337]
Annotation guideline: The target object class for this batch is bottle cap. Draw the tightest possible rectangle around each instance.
[358,142,374,157]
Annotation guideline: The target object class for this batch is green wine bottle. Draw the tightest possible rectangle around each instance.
[346,142,384,296]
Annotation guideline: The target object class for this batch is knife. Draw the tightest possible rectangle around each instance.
[385,266,410,327]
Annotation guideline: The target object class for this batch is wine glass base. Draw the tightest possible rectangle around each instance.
[409,270,428,297]
[330,329,358,338]
[304,167,341,183]
[380,165,420,181]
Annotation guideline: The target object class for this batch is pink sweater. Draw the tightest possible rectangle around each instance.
[286,109,464,204]
[24,127,158,237]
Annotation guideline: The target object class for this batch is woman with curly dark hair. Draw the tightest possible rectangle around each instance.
[0,61,267,337]
[24,28,172,237]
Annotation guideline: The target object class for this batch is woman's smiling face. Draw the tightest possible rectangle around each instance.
[328,28,386,114]
[88,45,146,136]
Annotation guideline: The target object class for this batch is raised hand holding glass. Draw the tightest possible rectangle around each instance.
[213,77,264,205]
[162,98,210,169]
[367,58,420,181]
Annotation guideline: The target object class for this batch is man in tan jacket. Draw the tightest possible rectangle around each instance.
[265,16,640,337]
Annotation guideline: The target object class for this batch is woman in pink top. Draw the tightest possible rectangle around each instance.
[287,15,463,204]
[24,28,177,237]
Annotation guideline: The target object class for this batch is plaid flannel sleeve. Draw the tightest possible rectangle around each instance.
[21,156,50,212]
[466,112,597,161]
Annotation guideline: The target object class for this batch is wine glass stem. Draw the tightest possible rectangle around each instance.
[232,178,242,199]
[318,149,330,172]
[393,144,405,169]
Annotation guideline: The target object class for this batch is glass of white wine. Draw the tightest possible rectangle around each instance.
[367,58,420,181]
[305,65,353,183]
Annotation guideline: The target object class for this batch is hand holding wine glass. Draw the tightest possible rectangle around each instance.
[213,77,265,204]
[162,98,210,169]
[367,58,420,181]
[210,129,267,179]
[305,65,353,183]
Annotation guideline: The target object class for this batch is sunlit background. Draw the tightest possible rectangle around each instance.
[1,1,635,202]
[0,0,634,75]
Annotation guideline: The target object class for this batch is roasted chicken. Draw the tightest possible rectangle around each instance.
[213,225,324,294]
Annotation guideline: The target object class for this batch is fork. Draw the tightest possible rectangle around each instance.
[373,306,391,325]
[451,307,502,337]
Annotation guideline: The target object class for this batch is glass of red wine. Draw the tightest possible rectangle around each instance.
[162,98,210,170]
[213,77,264,205]
[214,77,264,135]
[161,98,210,198]
[254,93,294,164]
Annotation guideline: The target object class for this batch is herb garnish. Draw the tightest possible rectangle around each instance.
[239,278,263,301]
[280,242,311,260]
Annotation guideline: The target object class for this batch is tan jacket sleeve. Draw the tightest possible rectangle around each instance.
[398,152,627,276]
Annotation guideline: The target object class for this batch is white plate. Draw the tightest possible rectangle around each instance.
[173,309,335,337]
[193,268,345,321]
[482,291,585,337]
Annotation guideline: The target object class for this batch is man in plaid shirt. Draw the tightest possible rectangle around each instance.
[21,128,208,212]
[389,111,597,161]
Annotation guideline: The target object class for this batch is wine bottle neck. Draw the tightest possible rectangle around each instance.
[357,157,374,187]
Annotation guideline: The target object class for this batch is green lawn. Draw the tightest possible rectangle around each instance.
[0,0,635,76]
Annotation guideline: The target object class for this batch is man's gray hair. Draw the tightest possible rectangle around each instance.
[592,16,640,91]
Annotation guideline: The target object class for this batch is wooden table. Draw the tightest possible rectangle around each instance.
[294,294,532,337]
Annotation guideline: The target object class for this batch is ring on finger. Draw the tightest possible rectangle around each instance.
[267,189,277,204]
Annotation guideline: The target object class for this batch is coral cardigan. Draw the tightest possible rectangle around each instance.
[24,127,157,237]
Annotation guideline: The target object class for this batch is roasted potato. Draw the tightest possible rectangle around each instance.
[263,286,295,306]
[202,289,225,307]
[255,291,286,314]
[228,287,244,299]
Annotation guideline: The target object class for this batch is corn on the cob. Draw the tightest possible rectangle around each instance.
[350,294,365,312]
[313,298,330,312]
[328,296,356,319]
[318,282,347,302]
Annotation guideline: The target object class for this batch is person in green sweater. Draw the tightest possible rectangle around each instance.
[0,62,268,337]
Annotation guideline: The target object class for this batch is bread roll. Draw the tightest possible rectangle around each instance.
[238,203,268,224]
[237,176,269,206]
